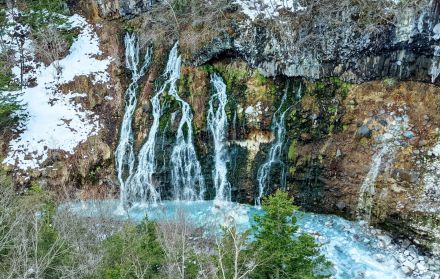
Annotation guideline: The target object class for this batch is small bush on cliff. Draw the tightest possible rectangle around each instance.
[136,0,232,57]
[32,25,70,67]
[250,190,331,279]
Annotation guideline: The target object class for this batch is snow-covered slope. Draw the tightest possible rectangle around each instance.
[2,13,111,170]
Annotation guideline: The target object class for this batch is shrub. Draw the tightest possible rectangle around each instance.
[383,77,397,89]
[32,25,69,67]
[0,94,24,133]
[100,218,165,278]
[0,56,17,91]
[136,0,232,57]
[0,175,74,279]
[18,0,69,30]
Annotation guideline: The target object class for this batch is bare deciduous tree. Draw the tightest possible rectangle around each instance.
[215,225,260,279]
[32,25,68,73]
[156,209,198,278]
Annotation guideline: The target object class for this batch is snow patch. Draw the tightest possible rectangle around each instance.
[432,143,440,157]
[394,9,415,43]
[420,142,440,208]
[234,0,306,21]
[2,13,111,170]
[244,106,254,114]
[430,58,440,83]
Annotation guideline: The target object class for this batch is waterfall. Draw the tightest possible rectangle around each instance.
[356,114,408,222]
[168,63,205,201]
[115,33,151,206]
[356,144,393,222]
[255,88,289,206]
[124,42,180,205]
[207,73,231,202]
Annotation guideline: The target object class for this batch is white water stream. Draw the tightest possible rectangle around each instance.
[256,88,289,205]
[356,114,408,222]
[208,73,231,202]
[115,33,152,206]
[168,49,205,201]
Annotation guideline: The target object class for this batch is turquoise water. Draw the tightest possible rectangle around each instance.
[60,200,405,279]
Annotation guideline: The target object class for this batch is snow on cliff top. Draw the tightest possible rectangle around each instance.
[2,13,111,170]
[234,0,404,21]
[234,0,306,20]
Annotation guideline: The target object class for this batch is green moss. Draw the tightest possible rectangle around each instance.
[178,73,188,97]
[203,64,214,75]
[159,113,170,131]
[328,124,334,135]
[212,63,248,93]
[330,78,350,100]
[295,77,352,141]
[328,106,339,135]
[253,70,267,86]
[383,77,397,89]
[124,20,138,33]
[287,140,297,161]
[314,81,325,91]
[339,83,350,100]
[288,166,297,176]
[87,166,101,184]
[29,181,44,193]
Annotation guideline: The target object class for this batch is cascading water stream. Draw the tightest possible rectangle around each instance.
[255,87,289,206]
[115,33,152,206]
[168,56,205,201]
[123,42,181,205]
[207,73,231,202]
[356,144,392,222]
[356,114,408,222]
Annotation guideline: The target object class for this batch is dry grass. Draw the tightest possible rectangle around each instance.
[130,0,233,58]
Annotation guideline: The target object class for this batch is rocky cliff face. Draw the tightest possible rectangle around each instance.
[189,1,440,84]
[2,0,440,256]
[82,0,440,84]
